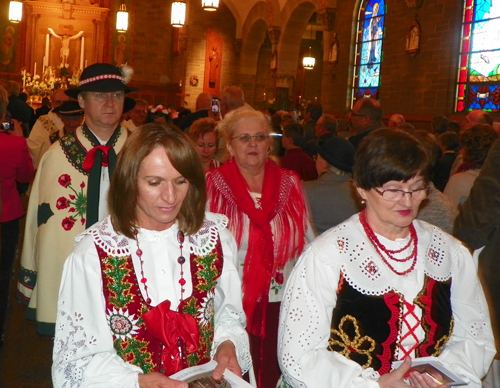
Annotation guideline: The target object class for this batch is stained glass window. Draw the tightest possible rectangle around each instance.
[352,0,385,105]
[456,0,500,112]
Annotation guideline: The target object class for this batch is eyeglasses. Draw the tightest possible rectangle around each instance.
[374,186,432,202]
[231,133,269,143]
[350,110,367,118]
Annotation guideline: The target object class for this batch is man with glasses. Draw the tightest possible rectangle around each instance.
[348,98,384,150]
[121,98,148,132]
[18,63,137,337]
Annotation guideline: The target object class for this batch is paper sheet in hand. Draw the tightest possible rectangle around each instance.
[169,360,253,388]
[392,357,467,386]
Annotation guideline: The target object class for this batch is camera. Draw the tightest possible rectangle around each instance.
[1,121,14,131]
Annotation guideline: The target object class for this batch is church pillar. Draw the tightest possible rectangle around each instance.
[318,7,337,112]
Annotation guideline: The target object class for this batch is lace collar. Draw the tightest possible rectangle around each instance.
[77,212,229,258]
[312,215,456,296]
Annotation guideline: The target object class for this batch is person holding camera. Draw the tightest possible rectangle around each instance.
[0,84,35,346]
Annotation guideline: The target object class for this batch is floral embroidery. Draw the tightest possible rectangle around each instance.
[56,174,87,230]
[271,272,284,295]
[107,307,140,340]
[328,315,376,368]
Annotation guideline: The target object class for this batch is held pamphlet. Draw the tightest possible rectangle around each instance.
[392,357,467,386]
[169,360,253,388]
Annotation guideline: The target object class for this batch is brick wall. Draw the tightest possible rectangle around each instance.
[325,0,466,123]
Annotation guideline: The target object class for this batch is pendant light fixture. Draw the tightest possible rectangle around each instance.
[171,1,186,27]
[202,0,219,11]
[116,2,128,32]
[302,24,315,70]
[9,1,23,23]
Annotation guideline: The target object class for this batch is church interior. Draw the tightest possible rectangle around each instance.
[1,0,498,127]
[0,0,499,386]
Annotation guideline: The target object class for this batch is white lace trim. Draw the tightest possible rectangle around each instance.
[76,213,229,258]
[313,216,455,296]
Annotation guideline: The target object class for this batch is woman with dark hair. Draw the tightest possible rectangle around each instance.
[52,123,251,387]
[279,129,495,388]
[188,117,220,172]
[206,108,313,388]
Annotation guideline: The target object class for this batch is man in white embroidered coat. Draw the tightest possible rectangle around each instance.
[27,88,69,168]
[17,63,137,336]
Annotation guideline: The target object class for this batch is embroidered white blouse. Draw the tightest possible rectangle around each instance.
[52,212,251,388]
[278,214,495,388]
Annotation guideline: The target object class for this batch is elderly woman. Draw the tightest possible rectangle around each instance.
[278,129,495,388]
[206,108,313,388]
[52,124,251,387]
[188,117,220,172]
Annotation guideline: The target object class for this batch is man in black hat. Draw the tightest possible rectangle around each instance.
[303,137,362,235]
[34,100,84,166]
[18,63,137,336]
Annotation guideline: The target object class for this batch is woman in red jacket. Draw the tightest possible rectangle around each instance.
[0,85,35,346]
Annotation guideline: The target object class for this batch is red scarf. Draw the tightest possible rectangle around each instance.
[206,158,307,337]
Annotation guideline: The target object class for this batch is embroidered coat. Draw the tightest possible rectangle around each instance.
[278,214,495,388]
[17,125,129,336]
[52,214,251,388]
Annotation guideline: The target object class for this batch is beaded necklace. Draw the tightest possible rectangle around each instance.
[135,229,186,305]
[359,210,418,276]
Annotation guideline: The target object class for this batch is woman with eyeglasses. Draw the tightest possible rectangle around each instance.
[205,107,314,388]
[278,129,495,388]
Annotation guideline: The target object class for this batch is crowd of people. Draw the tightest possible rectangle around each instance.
[1,63,500,388]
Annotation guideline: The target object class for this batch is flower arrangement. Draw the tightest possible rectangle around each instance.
[22,70,62,97]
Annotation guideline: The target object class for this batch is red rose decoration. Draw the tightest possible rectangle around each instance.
[69,208,75,213]
[58,174,71,188]
[69,195,76,200]
[62,217,75,231]
[81,218,86,225]
[56,197,69,210]
[275,272,284,285]
[80,182,85,188]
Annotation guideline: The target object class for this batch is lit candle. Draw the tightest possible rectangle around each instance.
[299,95,302,104]
[33,62,36,76]
[42,56,46,73]
[85,59,87,68]
[80,36,85,70]
[45,34,50,67]
[264,92,266,101]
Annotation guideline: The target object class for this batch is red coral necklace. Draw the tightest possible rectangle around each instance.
[359,210,418,276]
[135,229,186,305]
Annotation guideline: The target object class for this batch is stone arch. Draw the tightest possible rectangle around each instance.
[277,1,317,75]
[240,2,270,76]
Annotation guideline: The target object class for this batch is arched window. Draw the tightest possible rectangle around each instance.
[352,0,386,105]
[457,0,500,112]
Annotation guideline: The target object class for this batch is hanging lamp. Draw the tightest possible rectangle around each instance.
[116,2,128,32]
[171,1,186,27]
[202,0,219,11]
[9,1,23,23]
[302,24,315,70]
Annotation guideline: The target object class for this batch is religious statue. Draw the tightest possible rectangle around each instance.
[48,28,84,66]
[209,46,218,88]
[329,33,339,64]
[114,35,127,66]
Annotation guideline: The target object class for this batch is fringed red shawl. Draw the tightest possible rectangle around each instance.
[206,158,308,337]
